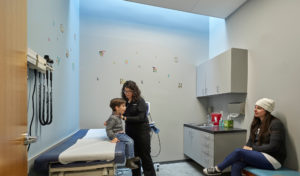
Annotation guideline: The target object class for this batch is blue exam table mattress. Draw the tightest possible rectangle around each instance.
[33,129,125,172]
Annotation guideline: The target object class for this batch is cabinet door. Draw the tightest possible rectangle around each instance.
[183,127,194,157]
[196,63,206,97]
[205,59,216,96]
[207,51,231,95]
[215,50,231,94]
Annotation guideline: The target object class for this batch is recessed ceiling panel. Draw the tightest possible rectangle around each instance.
[125,0,248,18]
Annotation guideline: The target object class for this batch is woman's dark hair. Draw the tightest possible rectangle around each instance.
[121,80,141,102]
[250,111,275,145]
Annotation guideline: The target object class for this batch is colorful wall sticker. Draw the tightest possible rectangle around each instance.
[99,50,106,56]
[178,83,183,88]
[60,24,64,33]
[56,56,61,66]
[120,78,126,85]
[174,57,179,63]
[66,50,69,58]
[152,66,157,72]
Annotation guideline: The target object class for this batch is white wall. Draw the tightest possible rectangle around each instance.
[79,0,209,162]
[27,0,80,160]
[209,0,300,170]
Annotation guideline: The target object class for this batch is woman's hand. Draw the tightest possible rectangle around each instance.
[104,121,107,126]
[243,145,253,150]
[111,138,119,143]
[121,115,127,120]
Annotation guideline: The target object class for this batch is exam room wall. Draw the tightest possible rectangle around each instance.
[79,0,209,162]
[209,0,300,170]
[27,0,80,160]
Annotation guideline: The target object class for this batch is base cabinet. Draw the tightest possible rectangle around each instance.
[183,125,246,171]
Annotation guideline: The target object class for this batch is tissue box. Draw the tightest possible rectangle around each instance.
[224,120,233,128]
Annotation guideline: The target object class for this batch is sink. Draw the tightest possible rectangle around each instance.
[194,123,213,127]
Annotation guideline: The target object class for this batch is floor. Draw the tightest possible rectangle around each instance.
[116,161,204,176]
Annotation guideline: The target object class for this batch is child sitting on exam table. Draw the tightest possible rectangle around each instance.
[106,98,140,169]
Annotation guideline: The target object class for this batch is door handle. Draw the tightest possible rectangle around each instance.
[18,133,37,145]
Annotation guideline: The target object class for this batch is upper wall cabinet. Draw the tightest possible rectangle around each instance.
[197,48,248,97]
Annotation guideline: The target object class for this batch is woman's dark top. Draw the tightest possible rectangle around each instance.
[124,97,149,129]
[246,117,286,165]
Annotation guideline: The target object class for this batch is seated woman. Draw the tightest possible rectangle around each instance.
[203,98,286,176]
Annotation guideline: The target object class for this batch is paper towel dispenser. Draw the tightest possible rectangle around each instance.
[228,102,245,115]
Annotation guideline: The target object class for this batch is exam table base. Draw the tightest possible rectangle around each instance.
[49,162,116,176]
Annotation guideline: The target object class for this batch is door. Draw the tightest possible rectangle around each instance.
[0,0,28,175]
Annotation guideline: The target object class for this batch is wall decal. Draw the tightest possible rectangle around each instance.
[99,50,106,56]
[72,62,75,71]
[60,24,64,33]
[178,83,183,88]
[138,65,141,68]
[174,57,179,63]
[120,78,126,85]
[48,37,51,42]
[66,50,69,58]
[152,66,157,72]
[74,33,76,40]
[52,20,55,27]
[125,60,128,64]
[56,56,61,66]
[168,74,170,78]
[141,80,143,84]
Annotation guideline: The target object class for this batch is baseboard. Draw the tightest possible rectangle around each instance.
[156,159,192,165]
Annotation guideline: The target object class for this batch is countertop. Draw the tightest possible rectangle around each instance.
[184,123,247,134]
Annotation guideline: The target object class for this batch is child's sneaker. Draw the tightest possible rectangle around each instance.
[203,166,222,175]
[133,156,140,162]
[125,158,139,169]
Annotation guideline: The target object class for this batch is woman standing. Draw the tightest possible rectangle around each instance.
[122,80,156,176]
[203,98,286,176]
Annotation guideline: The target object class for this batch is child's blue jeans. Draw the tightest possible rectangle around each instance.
[116,133,135,159]
[217,148,274,176]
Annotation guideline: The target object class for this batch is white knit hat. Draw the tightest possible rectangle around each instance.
[255,98,275,112]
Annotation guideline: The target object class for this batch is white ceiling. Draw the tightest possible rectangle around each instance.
[125,0,248,18]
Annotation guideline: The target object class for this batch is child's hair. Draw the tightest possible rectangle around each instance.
[110,98,126,111]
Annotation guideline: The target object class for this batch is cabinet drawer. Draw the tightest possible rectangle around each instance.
[195,154,213,168]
